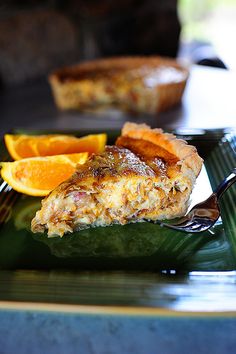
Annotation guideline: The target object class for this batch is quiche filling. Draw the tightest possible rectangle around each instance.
[31,123,202,237]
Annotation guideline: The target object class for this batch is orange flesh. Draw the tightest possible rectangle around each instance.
[14,160,76,190]
[5,134,106,160]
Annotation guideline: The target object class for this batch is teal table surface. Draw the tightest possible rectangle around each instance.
[1,306,236,354]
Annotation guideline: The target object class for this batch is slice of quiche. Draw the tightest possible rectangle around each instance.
[31,123,203,237]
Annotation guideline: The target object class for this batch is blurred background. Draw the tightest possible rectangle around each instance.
[0,0,236,88]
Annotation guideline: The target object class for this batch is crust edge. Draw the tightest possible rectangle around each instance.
[121,122,203,178]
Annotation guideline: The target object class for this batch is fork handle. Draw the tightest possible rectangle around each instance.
[214,167,236,199]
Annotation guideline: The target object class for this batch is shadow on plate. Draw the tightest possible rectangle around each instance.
[0,195,234,272]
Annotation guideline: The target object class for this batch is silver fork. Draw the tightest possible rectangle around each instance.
[0,181,19,224]
[149,168,236,233]
[0,155,19,224]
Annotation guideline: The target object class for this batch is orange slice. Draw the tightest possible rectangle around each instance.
[0,153,88,196]
[4,133,107,160]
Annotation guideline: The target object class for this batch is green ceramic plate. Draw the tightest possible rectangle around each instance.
[0,129,236,311]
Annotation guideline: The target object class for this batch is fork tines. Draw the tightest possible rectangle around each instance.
[0,178,19,224]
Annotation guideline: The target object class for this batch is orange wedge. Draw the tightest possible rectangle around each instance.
[4,133,107,160]
[0,153,88,196]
